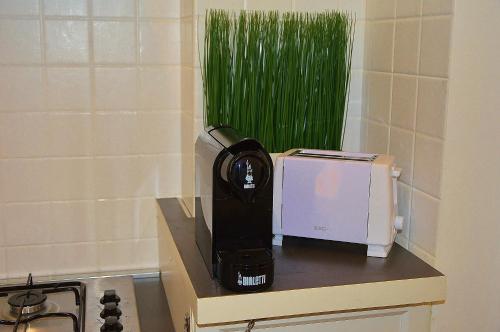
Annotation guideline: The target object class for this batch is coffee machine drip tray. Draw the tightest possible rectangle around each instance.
[216,248,274,292]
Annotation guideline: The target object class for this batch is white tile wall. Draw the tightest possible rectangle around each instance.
[95,198,157,241]
[140,21,181,64]
[2,201,95,246]
[389,127,414,185]
[139,67,181,110]
[366,0,395,19]
[0,113,92,158]
[93,21,137,64]
[93,155,178,199]
[416,78,447,138]
[46,67,91,109]
[45,20,89,63]
[419,16,452,77]
[0,19,41,64]
[98,238,158,271]
[0,158,94,202]
[351,21,365,70]
[93,112,181,155]
[362,0,453,263]
[93,0,136,17]
[0,67,43,111]
[196,0,244,16]
[6,246,54,277]
[246,0,292,11]
[44,0,87,16]
[0,0,40,16]
[339,0,366,18]
[422,0,453,16]
[365,120,389,153]
[413,134,443,197]
[0,0,181,278]
[181,0,194,18]
[94,67,139,110]
[0,214,4,246]
[364,21,394,72]
[390,74,417,130]
[343,116,362,152]
[140,0,179,18]
[294,0,340,12]
[0,248,6,280]
[410,189,440,255]
[394,19,419,74]
[363,72,392,123]
[395,0,421,18]
[51,243,99,274]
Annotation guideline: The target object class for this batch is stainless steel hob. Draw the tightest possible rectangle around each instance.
[0,274,140,332]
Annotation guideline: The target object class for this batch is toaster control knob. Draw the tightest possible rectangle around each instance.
[392,166,402,178]
[100,302,122,319]
[100,289,121,304]
[100,316,123,332]
[395,216,404,231]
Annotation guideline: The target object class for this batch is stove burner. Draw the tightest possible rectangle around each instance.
[8,291,47,315]
[0,273,84,332]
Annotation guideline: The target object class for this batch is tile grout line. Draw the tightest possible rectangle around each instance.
[356,117,445,143]
[39,0,48,112]
[0,63,183,68]
[87,0,98,264]
[0,14,180,23]
[0,152,184,161]
[2,197,160,206]
[364,13,452,23]
[4,238,160,250]
[135,0,141,121]
[406,0,425,252]
[0,109,183,115]
[386,3,397,155]
[365,69,448,81]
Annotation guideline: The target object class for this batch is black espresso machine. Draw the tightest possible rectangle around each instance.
[195,125,274,292]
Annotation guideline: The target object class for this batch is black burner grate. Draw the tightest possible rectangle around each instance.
[0,273,86,332]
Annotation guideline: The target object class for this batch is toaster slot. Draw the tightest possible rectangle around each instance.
[291,150,377,162]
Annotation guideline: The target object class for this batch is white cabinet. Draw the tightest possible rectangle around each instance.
[191,305,431,332]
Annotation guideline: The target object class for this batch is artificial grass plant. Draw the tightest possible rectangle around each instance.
[202,10,354,152]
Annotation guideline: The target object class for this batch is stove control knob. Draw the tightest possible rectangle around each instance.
[100,302,122,319]
[100,289,121,304]
[100,316,123,332]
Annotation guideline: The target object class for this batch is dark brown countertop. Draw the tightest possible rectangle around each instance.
[157,198,443,299]
[134,277,174,331]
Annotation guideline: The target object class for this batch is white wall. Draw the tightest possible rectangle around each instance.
[360,0,453,265]
[432,0,500,330]
[0,0,182,279]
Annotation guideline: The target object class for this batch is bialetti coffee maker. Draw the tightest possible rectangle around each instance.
[195,126,274,292]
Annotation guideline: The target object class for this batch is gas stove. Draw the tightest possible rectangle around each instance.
[0,274,140,332]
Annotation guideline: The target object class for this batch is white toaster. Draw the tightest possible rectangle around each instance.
[272,149,404,257]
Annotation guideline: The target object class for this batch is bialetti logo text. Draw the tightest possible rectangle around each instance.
[244,160,255,189]
[237,272,266,287]
[313,225,328,231]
